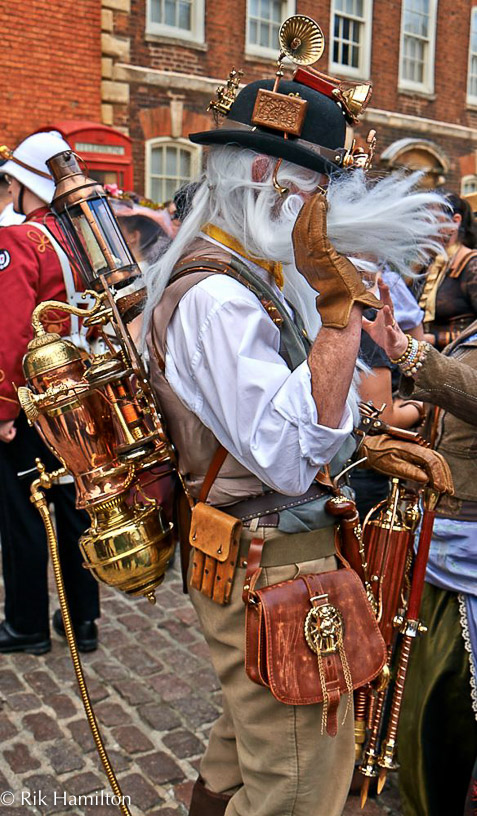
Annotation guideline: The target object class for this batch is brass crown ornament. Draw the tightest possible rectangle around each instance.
[208,68,244,123]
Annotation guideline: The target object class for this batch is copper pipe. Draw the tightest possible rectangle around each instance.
[376,634,413,793]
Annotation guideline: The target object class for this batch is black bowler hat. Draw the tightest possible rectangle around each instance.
[189,78,348,177]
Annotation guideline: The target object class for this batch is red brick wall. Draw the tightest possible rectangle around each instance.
[0,0,102,147]
[369,0,477,128]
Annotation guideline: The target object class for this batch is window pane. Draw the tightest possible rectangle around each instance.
[150,178,163,204]
[166,147,177,176]
[249,0,284,48]
[164,0,176,26]
[151,147,163,175]
[179,149,191,177]
[150,0,162,23]
[468,10,477,97]
[178,0,191,29]
[260,22,269,48]
[164,179,178,202]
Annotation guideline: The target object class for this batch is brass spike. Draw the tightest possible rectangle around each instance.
[377,769,387,795]
[360,777,370,809]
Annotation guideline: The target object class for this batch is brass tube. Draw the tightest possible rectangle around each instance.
[30,290,103,337]
[79,200,118,271]
[31,466,132,816]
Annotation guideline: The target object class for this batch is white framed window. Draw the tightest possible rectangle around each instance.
[399,0,437,94]
[329,0,373,80]
[461,175,477,196]
[146,0,204,42]
[246,0,295,59]
[467,7,477,104]
[146,138,202,204]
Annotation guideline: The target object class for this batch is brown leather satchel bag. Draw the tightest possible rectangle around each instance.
[244,539,386,737]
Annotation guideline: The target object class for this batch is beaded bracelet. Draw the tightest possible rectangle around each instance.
[399,341,431,377]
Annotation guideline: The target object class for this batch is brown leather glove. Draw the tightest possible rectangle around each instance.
[362,434,454,495]
[292,193,382,328]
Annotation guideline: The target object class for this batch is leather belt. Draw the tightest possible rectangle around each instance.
[219,482,329,523]
[436,494,477,522]
[242,514,279,528]
[238,526,336,568]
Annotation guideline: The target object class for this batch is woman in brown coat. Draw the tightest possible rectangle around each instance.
[364,280,477,816]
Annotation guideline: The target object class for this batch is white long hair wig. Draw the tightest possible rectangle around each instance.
[142,144,449,346]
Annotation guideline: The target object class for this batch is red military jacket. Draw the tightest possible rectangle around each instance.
[0,207,82,421]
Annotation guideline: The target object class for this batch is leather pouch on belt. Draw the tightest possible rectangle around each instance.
[245,568,386,736]
[189,502,242,605]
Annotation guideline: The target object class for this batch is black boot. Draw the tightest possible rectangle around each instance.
[188,776,233,816]
[0,621,51,655]
[52,609,98,653]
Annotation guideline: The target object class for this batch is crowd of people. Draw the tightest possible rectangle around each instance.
[0,64,476,816]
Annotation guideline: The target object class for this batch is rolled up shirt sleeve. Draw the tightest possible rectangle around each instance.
[164,276,353,495]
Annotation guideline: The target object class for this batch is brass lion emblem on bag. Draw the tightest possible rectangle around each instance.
[304,596,343,655]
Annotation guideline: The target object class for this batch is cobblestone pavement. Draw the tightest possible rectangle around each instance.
[0,563,403,815]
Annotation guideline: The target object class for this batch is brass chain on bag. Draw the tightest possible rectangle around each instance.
[304,593,353,733]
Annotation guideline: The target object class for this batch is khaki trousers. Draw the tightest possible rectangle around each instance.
[189,526,355,816]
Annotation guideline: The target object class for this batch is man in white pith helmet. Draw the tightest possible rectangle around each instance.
[0,131,100,654]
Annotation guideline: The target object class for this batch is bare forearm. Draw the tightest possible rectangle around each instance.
[309,305,363,428]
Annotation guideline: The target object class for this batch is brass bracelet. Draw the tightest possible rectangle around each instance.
[390,334,413,365]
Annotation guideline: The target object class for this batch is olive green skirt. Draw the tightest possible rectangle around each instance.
[398,583,477,816]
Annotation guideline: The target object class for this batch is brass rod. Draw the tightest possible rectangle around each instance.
[31,466,132,816]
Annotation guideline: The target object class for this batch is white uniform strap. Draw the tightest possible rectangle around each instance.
[33,223,93,350]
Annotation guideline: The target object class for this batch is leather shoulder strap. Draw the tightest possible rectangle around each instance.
[150,268,218,370]
[448,246,477,279]
[199,444,228,503]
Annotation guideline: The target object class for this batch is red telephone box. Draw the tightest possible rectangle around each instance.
[36,121,133,190]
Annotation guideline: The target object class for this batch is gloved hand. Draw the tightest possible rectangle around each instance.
[361,434,454,495]
[292,193,382,328]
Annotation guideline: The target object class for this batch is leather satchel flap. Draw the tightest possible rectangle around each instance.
[256,569,386,705]
[189,501,242,562]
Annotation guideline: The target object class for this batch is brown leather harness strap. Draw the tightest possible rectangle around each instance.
[242,537,266,604]
[448,247,477,279]
[199,445,228,504]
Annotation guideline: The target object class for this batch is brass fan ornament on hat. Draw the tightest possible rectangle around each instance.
[206,14,377,191]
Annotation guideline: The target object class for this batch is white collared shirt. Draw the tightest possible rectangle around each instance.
[164,241,354,496]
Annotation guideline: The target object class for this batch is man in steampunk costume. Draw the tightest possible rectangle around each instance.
[0,131,100,654]
[143,17,450,816]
